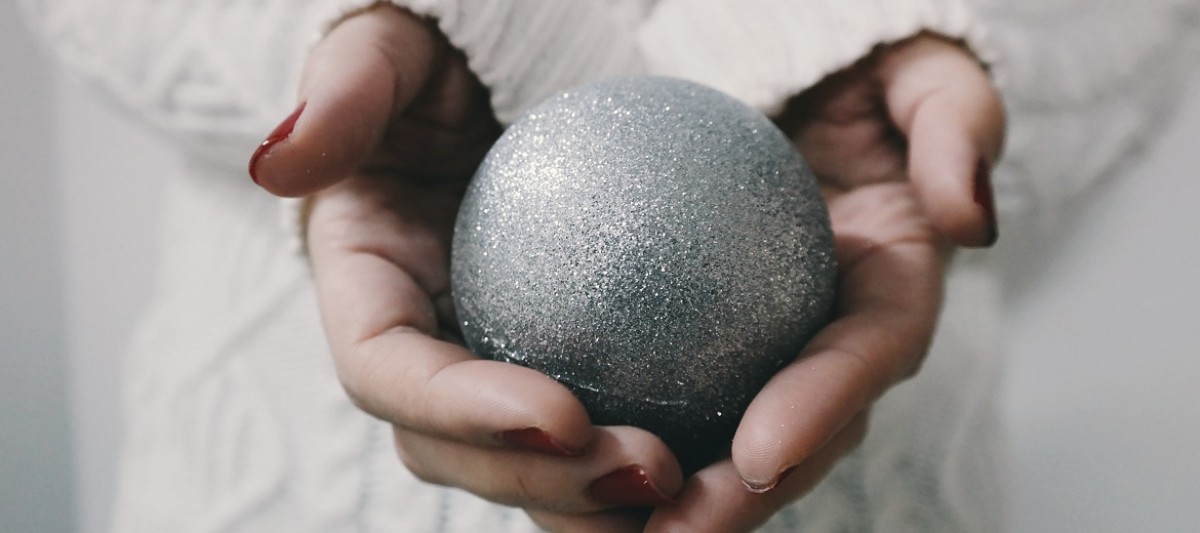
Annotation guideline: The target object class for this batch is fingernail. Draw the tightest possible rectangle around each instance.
[496,427,583,457]
[742,466,796,494]
[249,102,306,184]
[588,465,673,507]
[973,158,999,247]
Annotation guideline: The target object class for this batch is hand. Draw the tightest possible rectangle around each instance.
[250,5,683,516]
[538,33,1005,532]
[659,33,1004,532]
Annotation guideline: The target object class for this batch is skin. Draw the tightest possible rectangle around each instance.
[252,5,1005,532]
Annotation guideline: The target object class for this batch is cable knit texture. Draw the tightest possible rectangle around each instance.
[403,0,643,125]
[977,0,1200,235]
[639,0,997,114]
[19,0,1200,531]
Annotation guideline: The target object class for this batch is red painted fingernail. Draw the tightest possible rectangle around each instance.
[248,102,306,184]
[973,158,999,247]
[496,427,583,457]
[588,465,673,507]
[742,465,797,494]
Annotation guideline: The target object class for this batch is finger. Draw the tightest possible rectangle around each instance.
[306,180,594,454]
[316,253,595,454]
[249,5,438,196]
[645,414,868,533]
[732,196,942,489]
[527,509,647,533]
[396,425,682,513]
[879,34,1006,247]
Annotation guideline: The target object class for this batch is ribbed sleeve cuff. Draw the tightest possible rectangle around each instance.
[390,0,642,124]
[638,0,997,114]
[310,1,642,124]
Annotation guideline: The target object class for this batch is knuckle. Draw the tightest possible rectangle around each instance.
[511,469,541,506]
[397,453,437,485]
[334,339,419,424]
[392,433,438,485]
[846,417,870,449]
[335,362,376,415]
[475,471,535,509]
[337,373,371,411]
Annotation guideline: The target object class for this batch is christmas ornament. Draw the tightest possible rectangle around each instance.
[452,76,836,472]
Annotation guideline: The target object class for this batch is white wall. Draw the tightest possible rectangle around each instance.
[0,5,75,532]
[1002,71,1200,532]
[57,72,172,533]
[1,3,168,531]
[2,11,1199,531]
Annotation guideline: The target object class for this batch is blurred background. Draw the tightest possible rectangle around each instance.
[3,1,1199,531]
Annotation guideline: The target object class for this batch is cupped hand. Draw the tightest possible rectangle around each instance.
[250,5,682,515]
[656,33,1004,532]
[537,33,1005,532]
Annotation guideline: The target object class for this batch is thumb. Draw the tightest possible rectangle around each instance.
[249,6,439,197]
[881,35,1006,247]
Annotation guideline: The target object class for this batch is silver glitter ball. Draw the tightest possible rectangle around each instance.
[452,76,836,471]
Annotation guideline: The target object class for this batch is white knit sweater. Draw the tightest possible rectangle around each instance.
[20,0,1200,531]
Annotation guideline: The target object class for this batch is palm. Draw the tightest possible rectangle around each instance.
[780,56,941,251]
[357,45,501,187]
[309,49,499,344]
[310,173,468,342]
[635,36,1002,533]
[286,10,684,520]
[779,60,945,366]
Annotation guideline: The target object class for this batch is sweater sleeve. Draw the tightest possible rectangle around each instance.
[637,0,995,115]
[20,0,644,256]
[397,0,642,125]
[17,0,642,170]
[975,0,1200,234]
[637,0,1200,235]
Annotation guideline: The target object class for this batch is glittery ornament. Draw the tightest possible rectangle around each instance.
[451,76,836,472]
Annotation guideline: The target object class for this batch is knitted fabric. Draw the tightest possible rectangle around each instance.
[20,0,1200,530]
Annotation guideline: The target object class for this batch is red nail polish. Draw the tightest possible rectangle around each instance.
[249,102,306,184]
[973,158,999,246]
[497,428,583,457]
[742,465,797,494]
[588,465,673,507]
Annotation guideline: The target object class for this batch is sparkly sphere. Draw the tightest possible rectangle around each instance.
[451,76,836,472]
